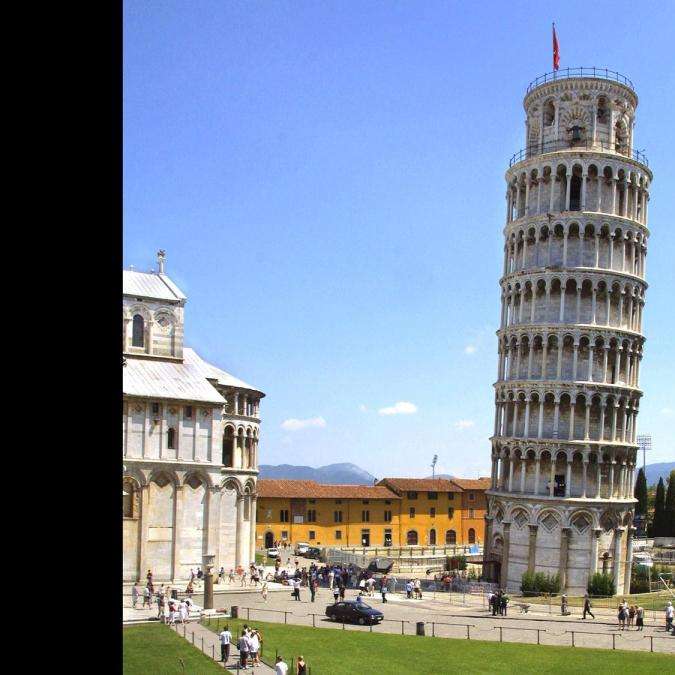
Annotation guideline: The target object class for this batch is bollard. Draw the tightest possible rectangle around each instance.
[192,631,195,645]
[401,620,405,635]
[612,634,616,650]
[247,608,250,620]
[284,612,288,624]
[570,631,575,648]
[343,622,345,631]
[649,635,653,653]
[183,624,186,637]
[466,625,470,640]
[312,614,316,627]
[432,622,435,637]
[370,624,373,632]
[202,636,204,651]
[416,622,425,636]
[537,629,541,645]
[499,626,503,643]
[212,645,214,659]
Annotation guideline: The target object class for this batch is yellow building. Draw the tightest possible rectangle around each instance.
[256,477,491,550]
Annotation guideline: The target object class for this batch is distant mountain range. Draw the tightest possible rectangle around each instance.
[644,462,675,486]
[258,462,376,485]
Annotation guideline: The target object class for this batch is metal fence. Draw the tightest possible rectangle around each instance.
[509,138,648,167]
[199,608,674,658]
[526,67,635,93]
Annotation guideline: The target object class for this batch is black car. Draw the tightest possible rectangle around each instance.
[325,600,384,625]
[304,546,322,560]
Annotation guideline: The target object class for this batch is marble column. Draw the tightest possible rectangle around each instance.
[138,484,151,582]
[559,527,571,591]
[249,495,258,564]
[623,527,635,595]
[613,528,624,594]
[235,495,244,567]
[527,525,538,573]
[590,528,602,575]
[500,522,511,589]
[172,485,185,582]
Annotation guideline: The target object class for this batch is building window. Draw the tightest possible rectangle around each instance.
[429,529,437,545]
[362,510,370,522]
[280,510,289,523]
[281,531,288,540]
[407,491,418,500]
[430,507,436,518]
[407,530,418,545]
[222,427,234,466]
[132,314,144,347]
[334,510,343,523]
[446,529,456,545]
[184,406,193,419]
[448,507,455,519]
[335,530,342,540]
[335,499,342,504]
[468,492,475,501]
[384,529,392,546]
[409,507,415,518]
[167,427,176,449]
[385,500,391,505]
[448,492,455,500]
[468,528,476,544]
[151,402,160,415]
[428,491,438,500]
[307,509,317,523]
[384,510,392,522]
[309,531,316,540]
[469,508,475,519]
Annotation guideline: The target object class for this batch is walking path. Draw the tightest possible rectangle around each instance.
[169,621,276,673]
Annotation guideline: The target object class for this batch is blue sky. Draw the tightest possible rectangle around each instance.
[124,1,675,478]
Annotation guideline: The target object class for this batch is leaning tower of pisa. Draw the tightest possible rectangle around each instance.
[483,68,652,596]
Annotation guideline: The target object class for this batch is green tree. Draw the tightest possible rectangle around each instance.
[634,467,648,516]
[665,470,675,537]
[653,477,666,537]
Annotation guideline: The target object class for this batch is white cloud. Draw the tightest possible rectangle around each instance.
[359,404,368,412]
[464,344,477,355]
[454,419,475,430]
[378,401,418,416]
[662,407,674,416]
[280,416,327,431]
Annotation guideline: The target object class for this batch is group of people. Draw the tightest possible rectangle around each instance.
[487,589,510,616]
[404,579,423,600]
[616,599,645,630]
[235,624,263,669]
[131,581,195,624]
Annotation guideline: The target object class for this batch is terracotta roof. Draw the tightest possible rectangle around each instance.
[377,478,464,493]
[256,480,400,500]
[451,477,492,491]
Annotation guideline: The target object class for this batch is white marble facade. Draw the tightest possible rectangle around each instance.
[123,251,264,582]
[484,71,651,595]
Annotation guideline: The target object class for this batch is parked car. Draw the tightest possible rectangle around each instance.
[304,546,322,560]
[325,600,384,625]
[266,547,280,559]
[295,542,310,555]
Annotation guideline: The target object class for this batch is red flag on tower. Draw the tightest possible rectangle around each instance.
[552,23,560,71]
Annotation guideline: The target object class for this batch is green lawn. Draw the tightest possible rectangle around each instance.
[123,623,223,674]
[202,617,674,674]
[523,590,672,612]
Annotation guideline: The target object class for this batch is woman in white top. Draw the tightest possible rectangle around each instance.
[261,581,268,602]
[179,599,189,624]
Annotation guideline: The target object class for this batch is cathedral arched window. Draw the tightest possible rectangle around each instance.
[406,530,418,545]
[132,314,145,347]
[445,529,457,545]
[123,477,139,518]
[468,528,476,544]
[543,100,555,127]
[222,427,234,466]
[167,427,176,449]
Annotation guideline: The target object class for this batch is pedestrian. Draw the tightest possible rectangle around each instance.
[628,604,636,628]
[367,577,375,597]
[293,577,301,601]
[310,577,317,603]
[582,594,595,620]
[328,569,335,590]
[228,569,235,584]
[339,583,346,601]
[249,629,260,668]
[241,571,248,587]
[618,601,627,630]
[186,579,194,597]
[415,578,422,600]
[131,583,139,609]
[238,630,250,670]
[381,580,388,603]
[500,592,509,616]
[560,594,569,616]
[261,581,268,602]
[219,624,232,663]
[666,601,674,632]
[405,580,413,599]
[333,584,340,604]
[296,655,307,675]
[636,605,645,631]
[179,599,189,624]
[218,567,225,584]
[142,585,151,608]
[156,590,164,619]
[275,655,288,675]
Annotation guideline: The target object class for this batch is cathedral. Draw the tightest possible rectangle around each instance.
[122,251,264,582]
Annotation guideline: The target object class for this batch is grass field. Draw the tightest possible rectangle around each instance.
[523,590,672,612]
[202,617,674,674]
[123,623,223,674]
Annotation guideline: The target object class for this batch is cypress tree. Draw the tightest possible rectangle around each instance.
[634,467,648,516]
[653,477,666,537]
[665,470,675,537]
